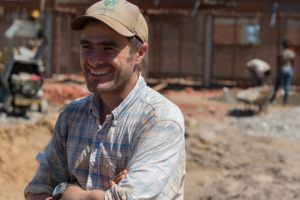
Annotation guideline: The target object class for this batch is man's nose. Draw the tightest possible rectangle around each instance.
[87,51,106,68]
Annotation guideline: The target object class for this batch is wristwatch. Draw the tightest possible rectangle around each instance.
[52,182,68,200]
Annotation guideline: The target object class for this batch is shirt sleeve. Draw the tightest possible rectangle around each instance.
[24,110,70,196]
[105,119,185,200]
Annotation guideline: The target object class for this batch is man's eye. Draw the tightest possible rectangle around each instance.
[80,45,92,50]
[104,46,115,52]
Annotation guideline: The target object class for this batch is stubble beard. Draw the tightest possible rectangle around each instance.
[86,67,135,95]
[85,53,137,95]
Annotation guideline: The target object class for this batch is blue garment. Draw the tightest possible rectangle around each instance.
[24,75,186,199]
[271,47,296,104]
[271,66,293,104]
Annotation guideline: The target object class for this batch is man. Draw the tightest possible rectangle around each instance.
[270,38,296,104]
[24,0,185,199]
[246,58,271,87]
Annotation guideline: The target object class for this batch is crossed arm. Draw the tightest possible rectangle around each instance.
[26,187,105,200]
[26,170,127,200]
[25,118,184,200]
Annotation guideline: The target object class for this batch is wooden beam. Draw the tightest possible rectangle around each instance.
[1,0,54,12]
[203,13,213,88]
[53,0,235,14]
[152,82,168,92]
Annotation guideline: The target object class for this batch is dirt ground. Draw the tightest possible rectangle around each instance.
[165,88,300,200]
[1,79,300,200]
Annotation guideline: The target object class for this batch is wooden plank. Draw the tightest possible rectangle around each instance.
[152,82,168,92]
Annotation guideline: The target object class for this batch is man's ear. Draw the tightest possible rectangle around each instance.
[135,42,148,64]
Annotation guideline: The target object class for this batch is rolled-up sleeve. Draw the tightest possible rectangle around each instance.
[105,119,185,200]
[24,111,70,196]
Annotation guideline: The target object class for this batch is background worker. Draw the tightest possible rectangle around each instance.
[246,58,271,87]
[24,0,186,200]
[270,38,296,104]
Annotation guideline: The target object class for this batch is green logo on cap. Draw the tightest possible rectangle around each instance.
[104,0,117,7]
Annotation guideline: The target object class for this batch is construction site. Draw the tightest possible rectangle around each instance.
[1,0,300,199]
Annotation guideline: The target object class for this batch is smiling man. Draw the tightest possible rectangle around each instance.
[24,0,186,200]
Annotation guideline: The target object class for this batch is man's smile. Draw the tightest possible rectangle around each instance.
[88,68,113,76]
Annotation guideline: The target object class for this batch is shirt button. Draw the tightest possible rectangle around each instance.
[112,120,118,126]
[93,168,98,174]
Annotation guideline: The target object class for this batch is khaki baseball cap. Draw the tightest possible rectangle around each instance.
[71,0,148,43]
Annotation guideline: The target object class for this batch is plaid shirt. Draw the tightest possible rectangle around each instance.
[25,75,186,199]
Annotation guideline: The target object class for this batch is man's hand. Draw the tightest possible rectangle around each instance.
[27,170,128,200]
[25,193,52,200]
[109,169,128,188]
[61,185,104,200]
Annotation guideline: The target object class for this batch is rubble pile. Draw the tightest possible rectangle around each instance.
[43,83,89,105]
[233,106,300,139]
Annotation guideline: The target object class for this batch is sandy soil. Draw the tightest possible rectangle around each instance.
[165,88,300,200]
[1,81,300,200]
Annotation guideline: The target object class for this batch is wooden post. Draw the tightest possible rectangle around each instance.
[203,13,213,88]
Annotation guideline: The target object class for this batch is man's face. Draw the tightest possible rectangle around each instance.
[79,22,139,94]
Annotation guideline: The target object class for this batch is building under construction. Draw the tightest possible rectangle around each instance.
[1,0,300,87]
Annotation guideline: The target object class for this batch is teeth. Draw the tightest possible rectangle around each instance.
[89,70,110,76]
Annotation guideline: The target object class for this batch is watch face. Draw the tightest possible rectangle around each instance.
[52,183,67,199]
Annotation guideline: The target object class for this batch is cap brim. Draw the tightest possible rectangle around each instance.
[71,15,135,38]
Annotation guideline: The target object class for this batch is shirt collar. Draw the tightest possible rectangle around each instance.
[112,74,146,119]
[90,93,101,119]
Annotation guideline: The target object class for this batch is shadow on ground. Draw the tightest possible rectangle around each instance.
[227,108,257,117]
